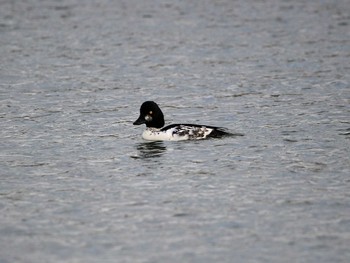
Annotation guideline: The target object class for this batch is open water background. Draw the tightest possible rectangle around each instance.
[1,0,350,262]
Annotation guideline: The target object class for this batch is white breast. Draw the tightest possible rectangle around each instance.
[141,126,213,141]
[142,128,187,141]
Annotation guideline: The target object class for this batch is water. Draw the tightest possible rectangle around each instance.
[1,0,350,262]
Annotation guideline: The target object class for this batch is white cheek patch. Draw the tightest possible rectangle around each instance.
[145,115,152,121]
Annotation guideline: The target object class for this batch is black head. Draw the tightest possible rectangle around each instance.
[133,101,165,128]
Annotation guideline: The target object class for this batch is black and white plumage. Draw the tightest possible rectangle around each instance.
[133,101,232,141]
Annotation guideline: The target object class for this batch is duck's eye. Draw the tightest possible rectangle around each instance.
[149,111,153,115]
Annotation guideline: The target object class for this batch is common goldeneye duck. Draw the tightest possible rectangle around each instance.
[133,101,232,141]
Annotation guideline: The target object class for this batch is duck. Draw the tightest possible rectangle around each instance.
[133,101,232,141]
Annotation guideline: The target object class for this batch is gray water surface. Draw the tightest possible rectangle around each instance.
[1,0,350,262]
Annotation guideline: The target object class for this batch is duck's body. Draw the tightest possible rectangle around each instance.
[141,124,227,141]
[133,101,231,141]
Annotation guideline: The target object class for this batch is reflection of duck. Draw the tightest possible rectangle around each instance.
[133,101,232,141]
[133,141,167,159]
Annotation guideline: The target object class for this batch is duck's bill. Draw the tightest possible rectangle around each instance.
[133,115,145,125]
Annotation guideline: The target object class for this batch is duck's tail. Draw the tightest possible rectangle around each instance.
[209,127,244,138]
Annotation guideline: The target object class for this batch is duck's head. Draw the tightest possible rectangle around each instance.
[133,101,165,128]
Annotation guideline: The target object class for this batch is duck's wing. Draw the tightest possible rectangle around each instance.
[161,124,238,139]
